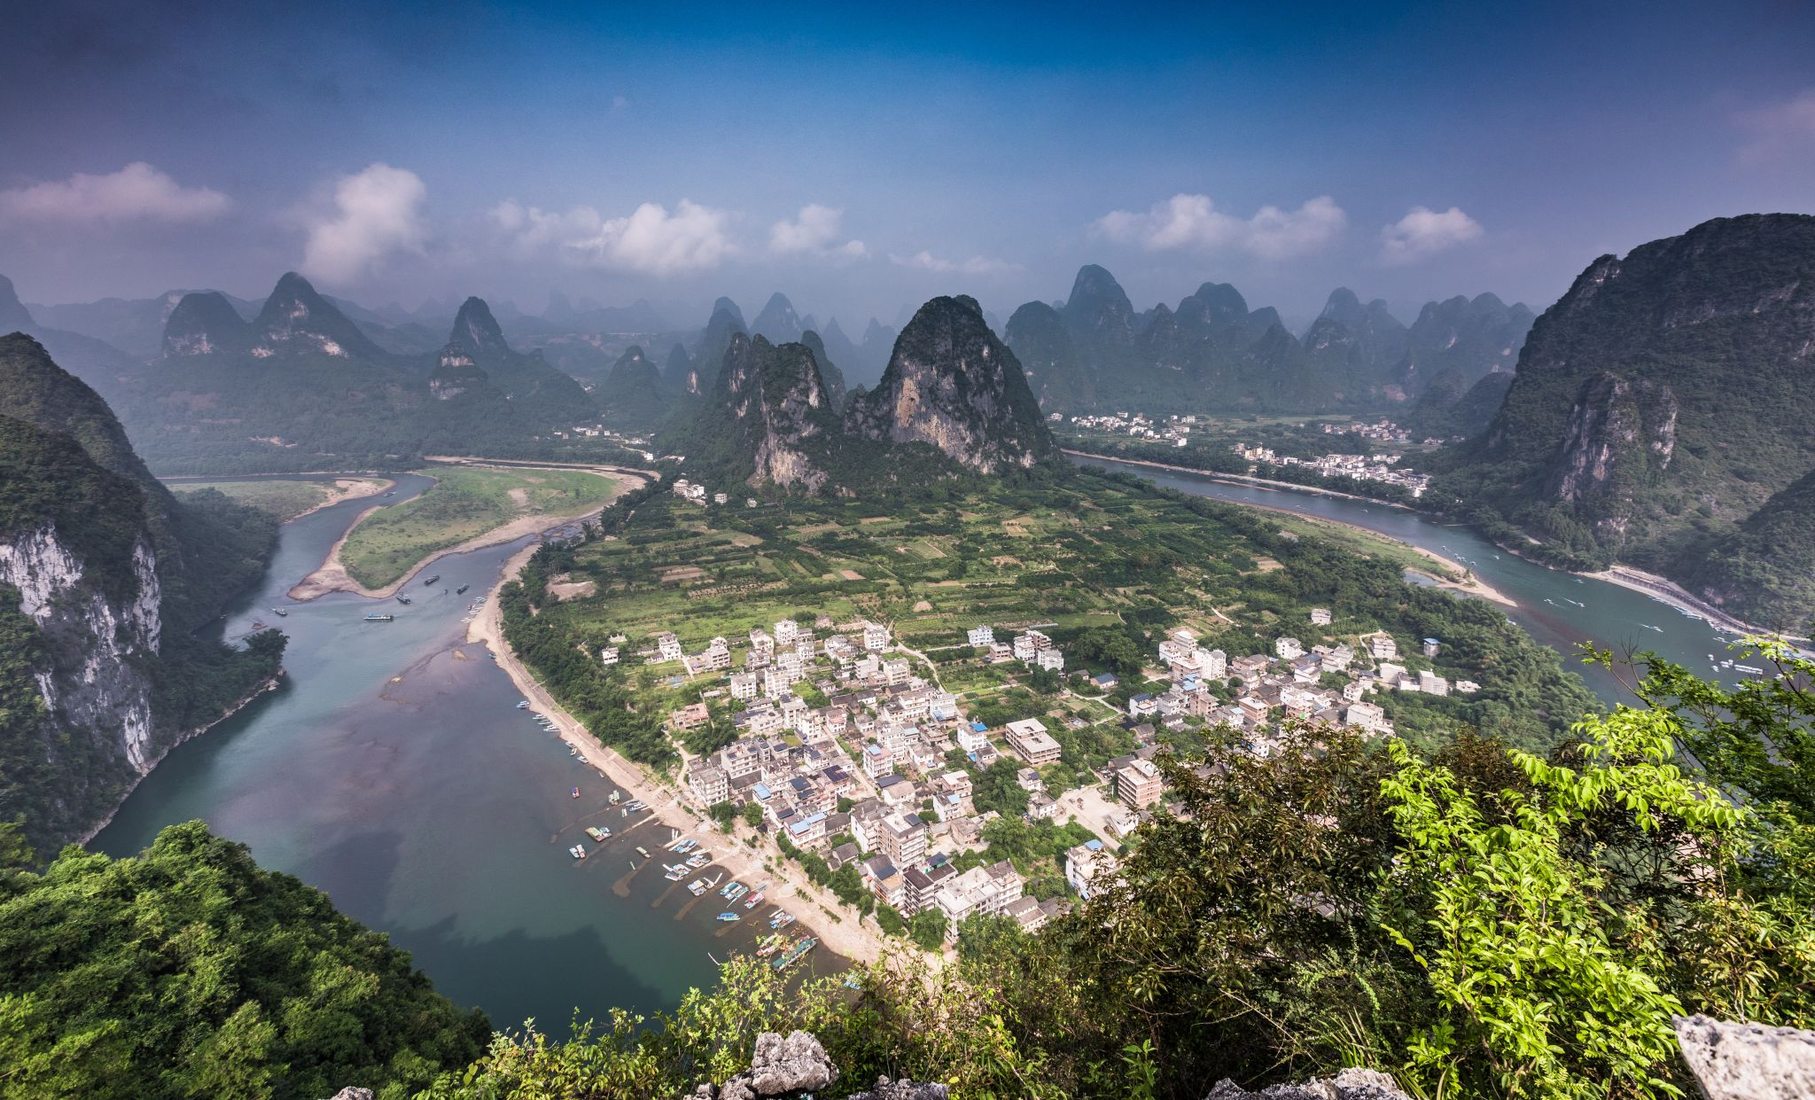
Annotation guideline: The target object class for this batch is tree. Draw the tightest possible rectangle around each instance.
[708,801,738,831]
[741,801,765,829]
[908,910,948,951]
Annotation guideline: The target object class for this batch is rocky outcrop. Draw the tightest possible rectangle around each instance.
[684,1030,837,1100]
[715,334,844,490]
[427,350,494,401]
[250,272,389,360]
[1674,1015,1815,1100]
[1203,1068,1410,1100]
[1544,372,1679,542]
[845,296,1057,475]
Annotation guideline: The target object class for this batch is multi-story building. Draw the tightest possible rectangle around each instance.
[688,763,729,806]
[1004,718,1062,766]
[862,621,890,651]
[730,671,759,701]
[1115,757,1164,809]
[1064,839,1118,900]
[879,811,929,870]
[967,625,995,648]
[654,631,685,663]
[775,619,799,646]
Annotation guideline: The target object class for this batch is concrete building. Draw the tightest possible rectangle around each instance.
[967,625,995,648]
[1116,757,1164,809]
[1065,839,1118,900]
[1004,718,1062,766]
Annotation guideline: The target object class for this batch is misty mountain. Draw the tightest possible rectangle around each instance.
[596,345,673,431]
[0,274,146,397]
[751,292,804,344]
[693,297,749,391]
[799,329,848,411]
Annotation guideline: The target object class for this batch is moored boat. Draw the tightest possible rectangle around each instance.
[456,584,470,594]
[568,844,587,860]
[363,613,394,623]
[423,575,440,586]
[585,826,610,842]
[635,846,650,859]
[270,607,288,617]
[772,936,817,971]
[717,912,741,922]
[744,890,765,910]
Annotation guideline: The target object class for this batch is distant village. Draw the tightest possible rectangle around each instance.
[608,602,1481,947]
[1060,412,1437,497]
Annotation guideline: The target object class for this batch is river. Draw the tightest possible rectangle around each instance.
[94,474,831,1032]
[94,460,1751,1027]
[1072,456,1756,704]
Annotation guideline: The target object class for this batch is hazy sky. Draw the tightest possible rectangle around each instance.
[4,0,1813,331]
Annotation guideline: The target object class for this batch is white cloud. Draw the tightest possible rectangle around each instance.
[1092,193,1346,260]
[300,163,428,284]
[492,198,734,276]
[1379,205,1484,265]
[769,203,866,260]
[1736,88,1815,161]
[889,250,1020,275]
[0,162,230,225]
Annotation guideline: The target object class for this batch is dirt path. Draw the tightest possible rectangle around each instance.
[467,544,890,967]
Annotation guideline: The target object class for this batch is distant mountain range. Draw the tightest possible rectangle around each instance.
[1436,213,1815,628]
[1002,264,1532,423]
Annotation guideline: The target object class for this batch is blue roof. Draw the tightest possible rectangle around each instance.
[1084,839,1103,851]
[752,782,772,800]
[970,720,988,732]
[1094,672,1118,684]
[1424,638,1440,644]
[1131,692,1153,703]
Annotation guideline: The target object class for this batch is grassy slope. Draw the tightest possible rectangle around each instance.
[172,479,332,521]
[342,467,621,589]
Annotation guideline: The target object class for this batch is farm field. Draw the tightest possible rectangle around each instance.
[169,478,347,520]
[341,465,622,589]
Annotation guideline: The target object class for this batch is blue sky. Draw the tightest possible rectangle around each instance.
[3,0,1812,331]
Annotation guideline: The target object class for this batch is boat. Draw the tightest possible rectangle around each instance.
[568,844,587,860]
[624,800,647,812]
[665,865,689,881]
[756,935,782,957]
[687,853,710,869]
[717,912,741,923]
[635,846,650,859]
[772,936,817,971]
[571,787,581,799]
[769,911,795,929]
[722,883,748,904]
[456,584,470,595]
[1734,664,1766,675]
[688,879,709,896]
[744,891,765,910]
[363,614,394,623]
[396,595,412,605]
[270,608,288,617]
[609,790,622,804]
[423,575,440,586]
[585,826,610,842]
[516,700,529,709]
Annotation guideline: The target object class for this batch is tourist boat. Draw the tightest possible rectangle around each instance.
[717,912,741,922]
[687,853,710,869]
[456,584,470,595]
[635,846,650,859]
[568,844,587,860]
[624,800,646,812]
[756,935,782,957]
[768,911,795,929]
[744,891,765,910]
[722,882,747,903]
[423,575,440,586]
[585,827,610,842]
[665,865,689,881]
[363,614,394,623]
[270,607,288,617]
[609,790,622,804]
[688,879,709,896]
[1734,664,1766,675]
[516,700,529,709]
[396,595,412,605]
[571,787,580,799]
[772,936,817,971]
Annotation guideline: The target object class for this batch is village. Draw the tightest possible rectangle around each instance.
[605,601,1485,950]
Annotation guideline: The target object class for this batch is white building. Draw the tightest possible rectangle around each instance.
[1369,634,1398,660]
[1064,840,1118,900]
[1275,637,1304,660]
[862,622,890,652]
[967,625,995,648]
[1309,608,1332,626]
[654,631,685,664]
[1035,648,1065,672]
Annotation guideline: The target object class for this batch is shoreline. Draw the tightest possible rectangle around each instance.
[78,674,284,847]
[1583,563,1809,648]
[468,543,889,968]
[288,464,648,602]
[291,476,396,519]
[1065,448,1416,509]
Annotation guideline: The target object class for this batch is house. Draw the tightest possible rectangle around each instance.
[986,642,1015,664]
[1025,791,1060,821]
[1275,637,1304,660]
[654,631,685,664]
[1015,767,1045,792]
[688,763,729,805]
[1115,757,1164,808]
[1035,648,1065,672]
[1418,670,1450,696]
[600,646,620,666]
[1004,718,1061,766]
[933,860,1025,934]
[1310,607,1332,626]
[775,619,799,646]
[862,621,891,651]
[668,702,711,731]
[730,671,759,701]
[1065,839,1117,899]
[879,811,929,869]
[1092,672,1120,690]
[903,863,956,915]
[1369,634,1398,660]
[957,721,990,753]
[967,625,995,648]
[1199,648,1228,679]
[1344,700,1387,733]
[1422,637,1441,658]
[1455,679,1480,694]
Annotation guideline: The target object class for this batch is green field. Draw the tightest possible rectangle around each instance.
[169,478,336,520]
[341,466,623,589]
[519,469,1597,757]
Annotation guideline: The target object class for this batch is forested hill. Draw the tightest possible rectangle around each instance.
[1433,213,1815,629]
[0,334,283,855]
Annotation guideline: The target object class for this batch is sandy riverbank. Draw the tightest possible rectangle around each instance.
[288,465,647,602]
[1583,564,1807,647]
[466,544,889,967]
[296,477,395,518]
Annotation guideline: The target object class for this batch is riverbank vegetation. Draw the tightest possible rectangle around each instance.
[411,653,1815,1098]
[339,466,623,590]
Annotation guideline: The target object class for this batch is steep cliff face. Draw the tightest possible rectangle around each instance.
[845,296,1057,474]
[1440,214,1815,615]
[714,334,845,490]
[0,413,163,850]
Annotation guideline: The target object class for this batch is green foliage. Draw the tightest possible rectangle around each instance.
[0,823,487,1099]
[908,910,948,951]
